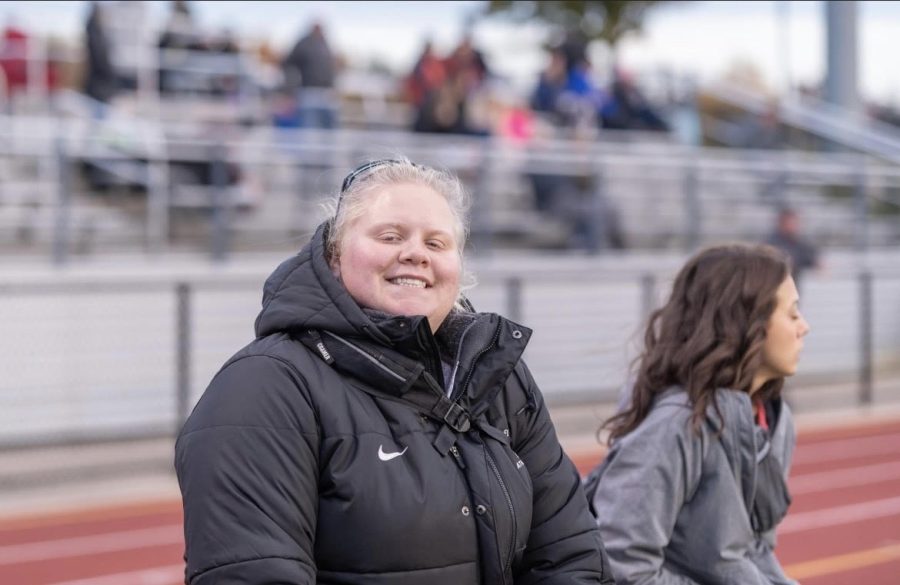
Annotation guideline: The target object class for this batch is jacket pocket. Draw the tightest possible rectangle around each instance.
[484,439,533,575]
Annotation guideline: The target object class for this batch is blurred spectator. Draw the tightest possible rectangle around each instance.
[159,0,203,51]
[209,28,241,97]
[530,48,568,124]
[271,87,300,130]
[155,3,248,100]
[254,39,282,91]
[530,42,605,134]
[412,78,466,134]
[600,68,668,132]
[412,35,491,135]
[528,171,625,252]
[444,34,488,89]
[404,39,446,111]
[82,2,117,113]
[1,18,28,96]
[1,16,61,103]
[560,32,589,74]
[560,54,606,133]
[157,0,205,95]
[281,21,338,129]
[527,50,569,211]
[257,39,279,68]
[767,207,821,288]
[526,42,625,251]
[495,94,535,144]
[211,28,239,55]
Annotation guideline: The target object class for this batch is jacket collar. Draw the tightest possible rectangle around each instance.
[311,311,531,408]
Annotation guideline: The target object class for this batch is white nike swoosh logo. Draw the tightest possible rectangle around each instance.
[378,444,408,461]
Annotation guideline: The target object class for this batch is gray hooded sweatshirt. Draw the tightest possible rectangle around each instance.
[589,388,797,585]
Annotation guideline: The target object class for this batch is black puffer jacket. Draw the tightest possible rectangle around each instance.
[175,223,614,584]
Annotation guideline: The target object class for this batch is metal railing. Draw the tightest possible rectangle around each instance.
[1,116,899,263]
[1,256,898,447]
[703,81,900,165]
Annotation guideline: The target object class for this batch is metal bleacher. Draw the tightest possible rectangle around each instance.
[2,112,899,260]
[1,6,899,261]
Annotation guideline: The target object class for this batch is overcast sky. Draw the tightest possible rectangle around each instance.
[2,1,899,106]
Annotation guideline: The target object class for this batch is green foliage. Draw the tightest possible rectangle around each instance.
[484,0,675,47]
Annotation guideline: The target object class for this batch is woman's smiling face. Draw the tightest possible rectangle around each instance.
[331,182,462,332]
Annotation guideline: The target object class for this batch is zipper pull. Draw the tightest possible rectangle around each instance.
[449,445,467,469]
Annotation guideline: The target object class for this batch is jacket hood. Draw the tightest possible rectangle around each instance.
[255,222,401,345]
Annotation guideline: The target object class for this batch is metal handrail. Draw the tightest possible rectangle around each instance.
[703,81,900,165]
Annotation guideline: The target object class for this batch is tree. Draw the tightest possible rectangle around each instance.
[484,0,676,61]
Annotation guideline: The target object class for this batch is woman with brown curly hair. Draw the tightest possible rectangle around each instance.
[585,243,810,584]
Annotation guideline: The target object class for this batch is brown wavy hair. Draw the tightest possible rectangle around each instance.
[604,243,791,444]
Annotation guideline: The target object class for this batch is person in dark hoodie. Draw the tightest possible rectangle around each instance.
[585,243,810,584]
[281,21,338,129]
[83,1,118,112]
[175,157,615,585]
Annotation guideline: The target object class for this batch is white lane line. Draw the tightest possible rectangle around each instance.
[0,525,181,565]
[794,433,900,465]
[45,563,184,585]
[780,495,900,534]
[790,461,900,494]
[784,542,900,580]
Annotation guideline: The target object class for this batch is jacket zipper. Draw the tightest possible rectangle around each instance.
[449,445,466,468]
[453,320,502,402]
[416,319,445,390]
[459,321,511,577]
[486,448,516,579]
[446,320,479,395]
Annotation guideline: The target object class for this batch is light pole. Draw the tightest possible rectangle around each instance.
[825,0,859,114]
[776,1,792,99]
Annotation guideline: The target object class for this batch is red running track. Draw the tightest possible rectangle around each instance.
[1,418,899,584]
